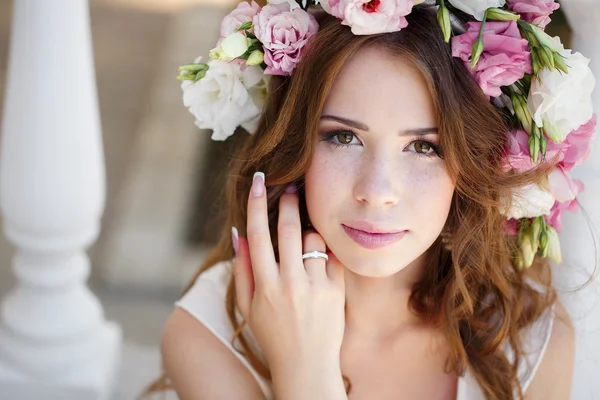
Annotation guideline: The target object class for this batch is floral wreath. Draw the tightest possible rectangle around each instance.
[178,0,596,270]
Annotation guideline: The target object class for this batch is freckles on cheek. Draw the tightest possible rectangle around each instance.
[306,152,352,204]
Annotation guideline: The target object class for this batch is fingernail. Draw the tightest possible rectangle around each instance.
[285,182,297,194]
[232,226,239,254]
[252,172,265,197]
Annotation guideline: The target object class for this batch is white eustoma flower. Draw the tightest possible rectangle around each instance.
[181,58,269,141]
[501,183,555,220]
[447,0,505,21]
[527,49,596,143]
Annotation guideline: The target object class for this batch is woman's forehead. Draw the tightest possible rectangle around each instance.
[322,46,437,130]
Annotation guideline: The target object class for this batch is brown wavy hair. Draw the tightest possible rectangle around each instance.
[143,8,561,400]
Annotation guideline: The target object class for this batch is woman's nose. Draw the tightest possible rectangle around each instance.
[353,154,401,207]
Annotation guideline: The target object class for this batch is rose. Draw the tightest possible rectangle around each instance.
[451,21,532,98]
[501,183,555,219]
[447,0,505,21]
[221,1,261,37]
[507,0,559,29]
[181,59,269,141]
[527,49,596,143]
[319,0,414,35]
[253,2,319,76]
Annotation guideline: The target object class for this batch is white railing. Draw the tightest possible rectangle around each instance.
[0,1,122,399]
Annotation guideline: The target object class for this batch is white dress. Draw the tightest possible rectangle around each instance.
[175,260,555,400]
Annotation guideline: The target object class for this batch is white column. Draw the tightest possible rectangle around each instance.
[552,1,600,399]
[0,1,122,399]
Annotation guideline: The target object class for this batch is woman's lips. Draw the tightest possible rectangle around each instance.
[342,224,407,250]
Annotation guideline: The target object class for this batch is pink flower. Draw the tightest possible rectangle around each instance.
[503,218,519,236]
[503,128,563,173]
[321,0,414,35]
[560,114,596,171]
[221,1,261,37]
[253,2,319,76]
[545,179,583,232]
[507,0,560,29]
[451,21,532,98]
[548,165,581,203]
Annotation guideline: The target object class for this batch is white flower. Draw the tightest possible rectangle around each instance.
[181,59,269,141]
[501,183,555,219]
[527,49,595,143]
[447,0,505,21]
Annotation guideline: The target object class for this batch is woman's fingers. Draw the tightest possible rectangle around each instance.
[246,172,279,286]
[302,231,328,283]
[232,230,253,322]
[277,182,305,282]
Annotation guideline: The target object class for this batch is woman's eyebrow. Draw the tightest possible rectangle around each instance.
[320,114,438,136]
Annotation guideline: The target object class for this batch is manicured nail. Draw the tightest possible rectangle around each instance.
[285,182,297,194]
[252,172,265,197]
[232,226,239,254]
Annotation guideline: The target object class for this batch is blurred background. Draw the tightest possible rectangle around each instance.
[0,1,594,400]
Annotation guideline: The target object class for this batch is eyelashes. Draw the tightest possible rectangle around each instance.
[319,129,444,159]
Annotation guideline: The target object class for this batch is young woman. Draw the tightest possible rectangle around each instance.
[148,1,595,398]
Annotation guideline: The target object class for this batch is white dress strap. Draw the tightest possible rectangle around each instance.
[175,260,274,399]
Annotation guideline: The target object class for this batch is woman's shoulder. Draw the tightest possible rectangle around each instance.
[173,259,274,398]
[521,300,575,398]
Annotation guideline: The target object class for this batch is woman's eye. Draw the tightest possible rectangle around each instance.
[413,141,432,154]
[336,132,355,145]
[320,130,361,147]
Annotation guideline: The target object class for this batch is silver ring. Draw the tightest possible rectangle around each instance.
[302,251,329,261]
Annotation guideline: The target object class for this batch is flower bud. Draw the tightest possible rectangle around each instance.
[529,134,539,163]
[520,229,536,268]
[471,37,485,69]
[533,122,544,140]
[515,253,525,270]
[532,217,542,251]
[486,8,520,21]
[553,51,569,74]
[530,23,559,50]
[194,69,207,82]
[221,32,250,60]
[540,135,547,157]
[246,49,265,66]
[539,46,555,71]
[236,21,253,32]
[512,93,532,134]
[540,230,549,257]
[178,63,209,73]
[543,119,563,143]
[546,226,562,264]
[437,5,451,43]
[530,48,541,76]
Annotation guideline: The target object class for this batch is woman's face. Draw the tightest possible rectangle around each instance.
[304,45,455,277]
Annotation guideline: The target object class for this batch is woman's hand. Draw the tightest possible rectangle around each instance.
[232,172,347,400]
